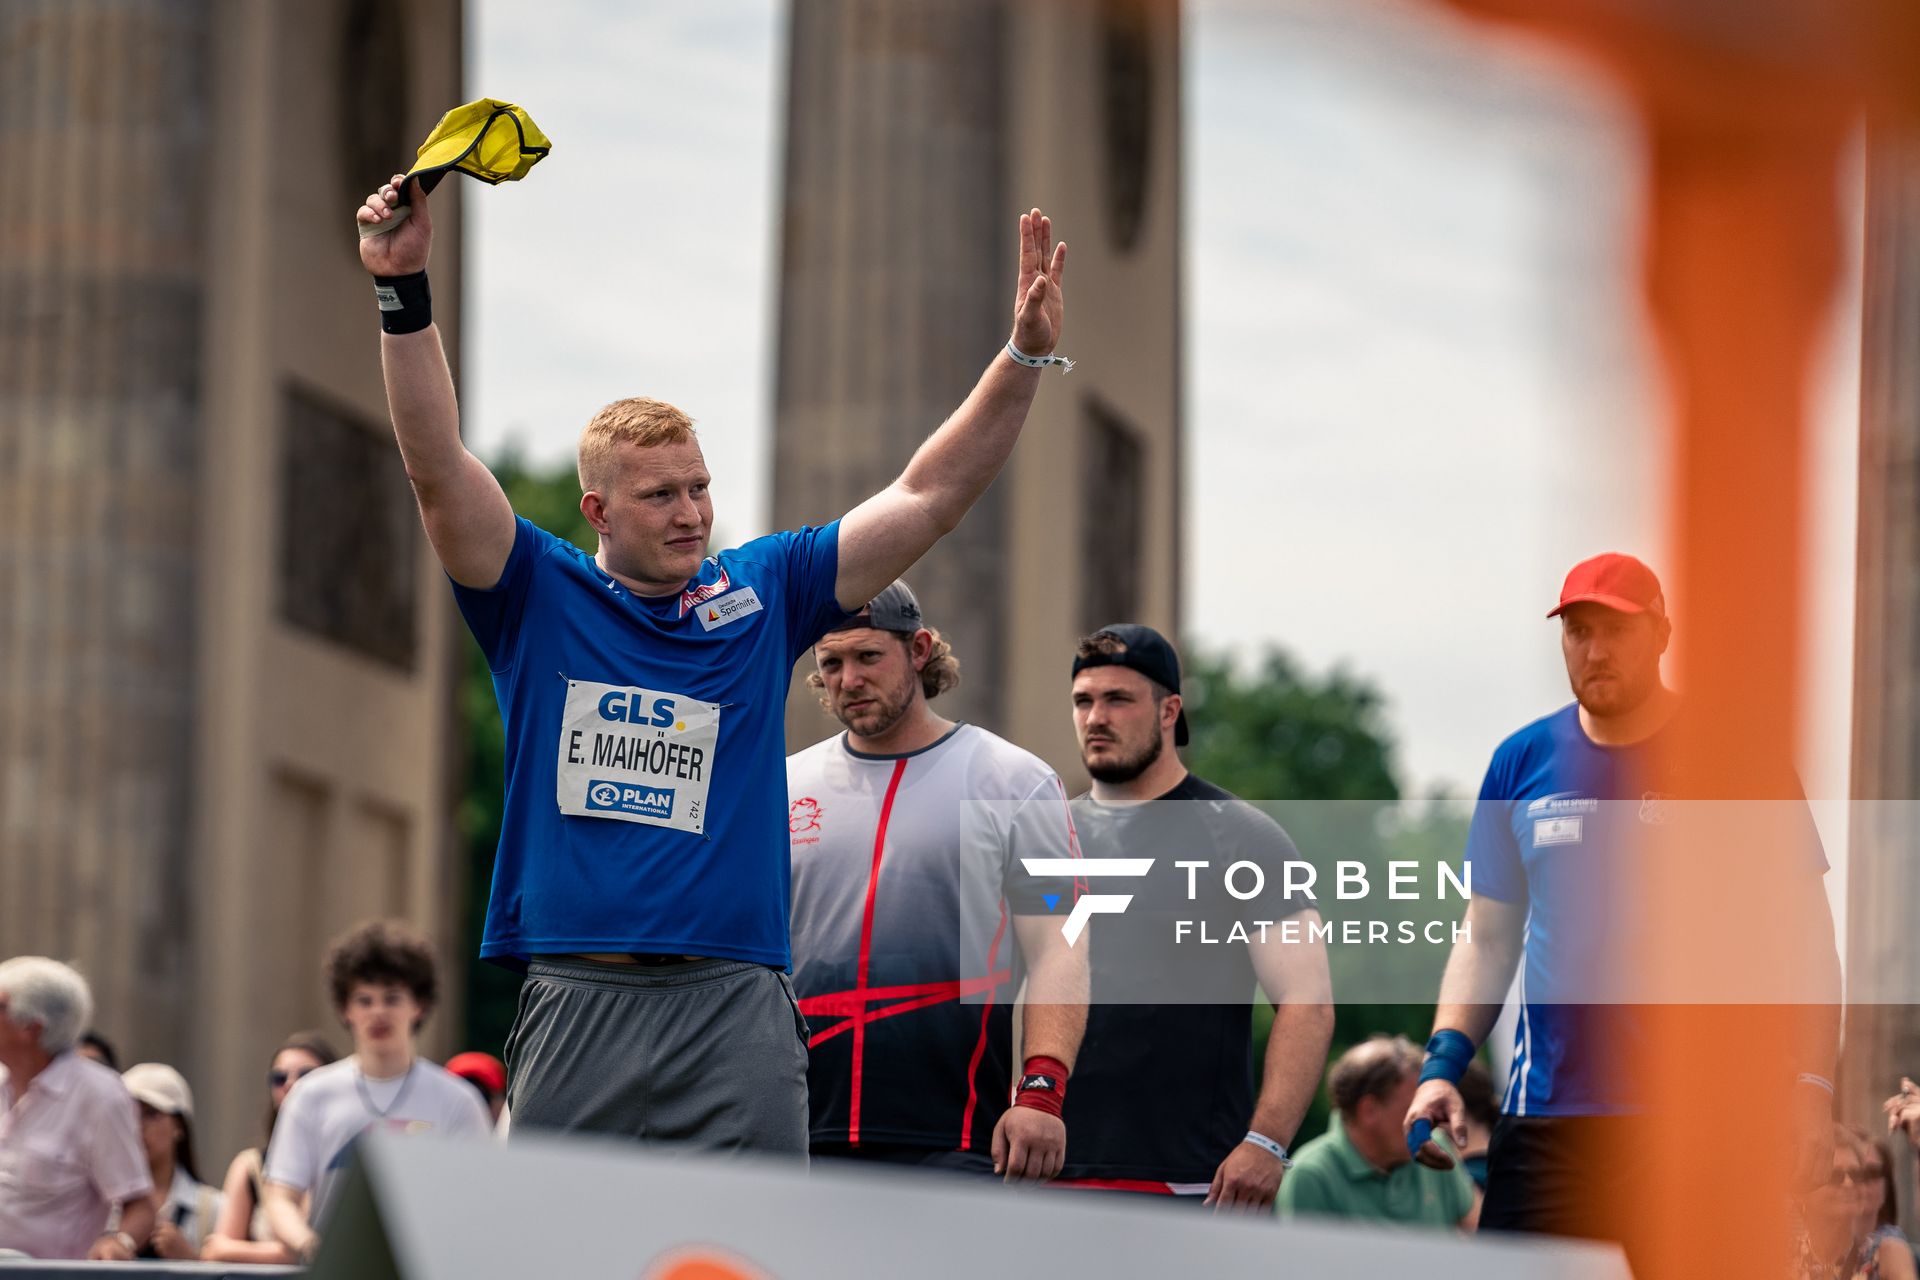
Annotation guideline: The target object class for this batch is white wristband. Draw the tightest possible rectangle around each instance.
[1005,339,1075,373]
[1243,1130,1291,1166]
[1796,1072,1835,1096]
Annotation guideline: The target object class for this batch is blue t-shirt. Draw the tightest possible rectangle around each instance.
[1465,703,1826,1117]
[453,517,848,969]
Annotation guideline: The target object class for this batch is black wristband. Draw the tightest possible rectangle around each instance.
[373,271,432,335]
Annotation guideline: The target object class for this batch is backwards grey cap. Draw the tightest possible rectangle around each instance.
[828,579,925,634]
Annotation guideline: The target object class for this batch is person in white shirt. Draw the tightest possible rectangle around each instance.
[788,581,1088,1181]
[119,1062,223,1259]
[262,921,490,1263]
[0,956,153,1260]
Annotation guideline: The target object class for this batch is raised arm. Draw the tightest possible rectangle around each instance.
[357,174,517,589]
[834,209,1068,609]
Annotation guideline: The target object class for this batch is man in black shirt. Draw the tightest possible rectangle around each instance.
[1058,625,1334,1210]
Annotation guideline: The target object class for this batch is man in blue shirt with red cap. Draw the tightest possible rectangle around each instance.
[1402,553,1838,1248]
[354,173,1073,1155]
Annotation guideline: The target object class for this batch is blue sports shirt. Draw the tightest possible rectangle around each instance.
[1465,702,1826,1117]
[453,517,849,969]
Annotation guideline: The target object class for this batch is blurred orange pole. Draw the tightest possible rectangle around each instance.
[1413,1,1920,1274]
[1633,100,1842,1276]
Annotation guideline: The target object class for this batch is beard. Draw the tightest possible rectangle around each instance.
[1572,666,1658,718]
[1084,729,1164,783]
[834,677,917,738]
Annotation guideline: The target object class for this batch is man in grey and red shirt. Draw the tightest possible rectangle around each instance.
[788,582,1088,1180]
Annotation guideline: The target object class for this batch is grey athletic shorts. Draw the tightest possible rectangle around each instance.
[503,956,810,1157]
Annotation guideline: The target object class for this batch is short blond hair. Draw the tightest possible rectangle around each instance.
[577,398,698,493]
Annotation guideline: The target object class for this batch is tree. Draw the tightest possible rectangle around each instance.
[1180,650,1399,802]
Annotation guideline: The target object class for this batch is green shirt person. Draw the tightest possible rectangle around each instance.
[1279,1037,1478,1229]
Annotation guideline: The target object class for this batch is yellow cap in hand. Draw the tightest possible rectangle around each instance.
[408,98,551,190]
[361,98,552,238]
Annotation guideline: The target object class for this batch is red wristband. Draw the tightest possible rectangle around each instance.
[1014,1055,1069,1118]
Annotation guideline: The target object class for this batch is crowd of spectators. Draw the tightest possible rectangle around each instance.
[9,931,1920,1264]
[0,925,498,1263]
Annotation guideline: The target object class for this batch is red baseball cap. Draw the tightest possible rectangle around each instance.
[1547,553,1666,619]
[445,1051,507,1096]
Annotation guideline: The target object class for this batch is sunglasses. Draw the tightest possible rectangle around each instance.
[268,1067,315,1089]
[1830,1167,1865,1188]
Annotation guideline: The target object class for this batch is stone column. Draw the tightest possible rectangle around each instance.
[0,0,466,1167]
[0,0,211,1066]
[773,0,1182,779]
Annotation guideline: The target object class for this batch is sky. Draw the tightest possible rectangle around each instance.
[464,0,1862,853]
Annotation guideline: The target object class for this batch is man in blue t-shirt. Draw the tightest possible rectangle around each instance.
[1401,553,1839,1246]
[354,173,1072,1154]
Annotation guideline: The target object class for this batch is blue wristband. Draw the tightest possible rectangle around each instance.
[1418,1029,1475,1086]
[1407,1032,1474,1158]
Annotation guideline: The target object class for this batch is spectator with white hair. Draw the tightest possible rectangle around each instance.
[0,957,153,1259]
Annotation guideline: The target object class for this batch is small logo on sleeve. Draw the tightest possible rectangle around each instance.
[1533,816,1584,846]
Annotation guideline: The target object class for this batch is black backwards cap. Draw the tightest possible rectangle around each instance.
[827,580,925,635]
[1071,622,1190,747]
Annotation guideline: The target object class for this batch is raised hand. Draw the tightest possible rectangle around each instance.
[1011,208,1067,356]
[1885,1077,1920,1150]
[357,173,433,277]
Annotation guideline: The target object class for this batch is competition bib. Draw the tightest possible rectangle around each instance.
[556,679,720,834]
